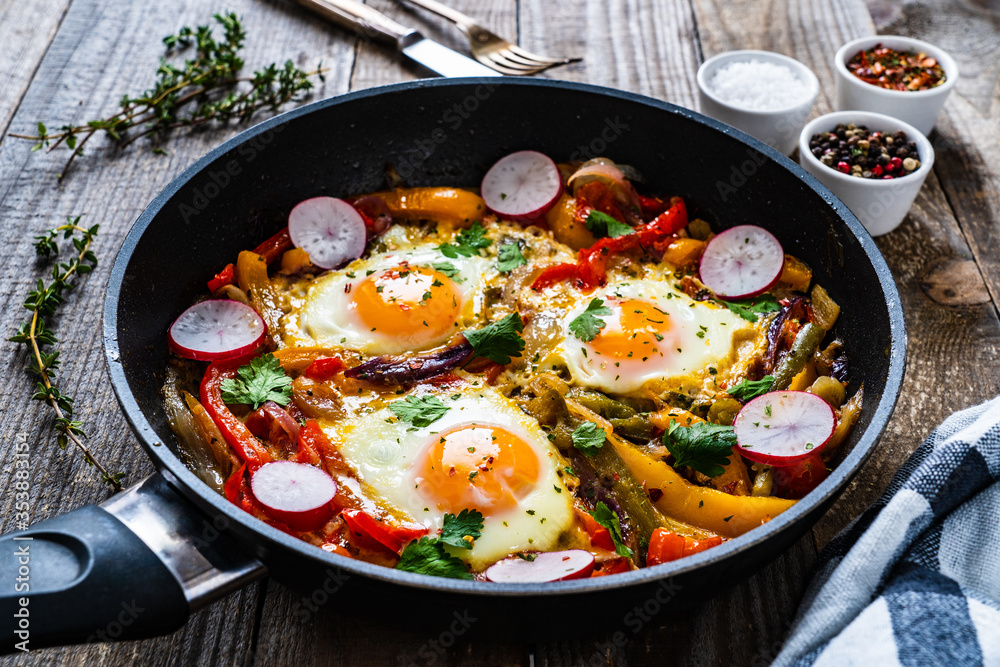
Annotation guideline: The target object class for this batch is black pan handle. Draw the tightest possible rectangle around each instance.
[0,474,266,653]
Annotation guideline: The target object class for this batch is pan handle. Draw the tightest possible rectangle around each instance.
[0,474,266,653]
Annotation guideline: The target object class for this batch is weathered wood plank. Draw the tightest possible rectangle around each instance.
[0,0,72,138]
[521,0,703,109]
[0,0,354,663]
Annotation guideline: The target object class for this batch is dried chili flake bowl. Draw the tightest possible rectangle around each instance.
[799,111,934,236]
[833,36,958,136]
[846,44,947,91]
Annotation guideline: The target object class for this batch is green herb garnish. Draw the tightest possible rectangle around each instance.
[663,419,736,477]
[220,353,292,410]
[569,298,612,342]
[389,395,450,427]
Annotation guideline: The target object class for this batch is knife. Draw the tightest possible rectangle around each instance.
[296,0,502,78]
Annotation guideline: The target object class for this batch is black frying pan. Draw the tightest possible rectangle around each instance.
[0,78,905,652]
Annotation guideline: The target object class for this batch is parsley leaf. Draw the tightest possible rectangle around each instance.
[439,221,491,258]
[396,537,472,579]
[389,395,450,427]
[431,261,463,281]
[714,295,782,322]
[497,242,527,273]
[663,420,736,477]
[572,421,607,456]
[569,298,612,342]
[584,210,635,239]
[220,353,292,410]
[727,375,775,401]
[463,312,525,364]
[439,509,485,550]
[589,501,632,558]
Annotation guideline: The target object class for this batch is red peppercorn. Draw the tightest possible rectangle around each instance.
[871,164,883,176]
[883,174,894,180]
[889,157,902,171]
[836,161,850,174]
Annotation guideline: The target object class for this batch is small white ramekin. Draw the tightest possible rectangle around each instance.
[697,50,819,156]
[834,35,958,136]
[799,111,934,236]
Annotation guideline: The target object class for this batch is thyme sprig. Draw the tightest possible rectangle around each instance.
[9,218,124,490]
[12,12,324,179]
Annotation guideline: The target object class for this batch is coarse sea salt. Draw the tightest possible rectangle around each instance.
[709,60,812,111]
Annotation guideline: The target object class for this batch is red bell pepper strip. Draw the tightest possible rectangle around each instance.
[773,453,828,499]
[200,360,272,472]
[577,509,615,551]
[647,527,722,566]
[590,557,632,577]
[207,263,235,293]
[224,463,247,504]
[253,227,293,264]
[303,356,345,381]
[637,193,672,219]
[340,509,428,554]
[530,199,689,292]
[531,262,579,291]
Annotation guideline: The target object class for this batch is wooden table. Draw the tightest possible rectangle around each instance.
[2,0,998,664]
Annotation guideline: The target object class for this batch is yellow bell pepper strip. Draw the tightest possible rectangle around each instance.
[368,187,486,227]
[236,250,284,340]
[545,191,599,250]
[779,254,812,291]
[609,435,795,538]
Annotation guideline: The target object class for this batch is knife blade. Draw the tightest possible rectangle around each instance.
[296,0,502,78]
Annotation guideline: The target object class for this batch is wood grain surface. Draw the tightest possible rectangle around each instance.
[1,0,998,664]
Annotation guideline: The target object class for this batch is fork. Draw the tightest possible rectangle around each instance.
[398,0,580,75]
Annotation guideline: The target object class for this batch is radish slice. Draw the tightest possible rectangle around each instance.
[698,225,784,299]
[288,197,367,270]
[485,550,595,583]
[734,391,836,466]
[250,460,337,531]
[168,299,266,361]
[481,150,563,222]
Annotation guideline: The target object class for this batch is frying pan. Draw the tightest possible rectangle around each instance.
[0,78,905,652]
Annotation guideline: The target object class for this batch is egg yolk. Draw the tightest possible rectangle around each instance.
[351,265,460,344]
[416,424,540,515]
[588,298,671,360]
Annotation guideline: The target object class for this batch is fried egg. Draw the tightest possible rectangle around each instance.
[330,385,576,568]
[557,280,755,394]
[287,226,489,355]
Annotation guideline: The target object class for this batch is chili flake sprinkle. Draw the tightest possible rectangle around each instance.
[846,44,946,91]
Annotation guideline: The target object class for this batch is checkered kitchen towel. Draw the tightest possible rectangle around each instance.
[773,396,1000,666]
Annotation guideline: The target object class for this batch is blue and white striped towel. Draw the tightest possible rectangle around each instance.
[774,396,1000,666]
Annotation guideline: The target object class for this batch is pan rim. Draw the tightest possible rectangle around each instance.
[103,76,906,596]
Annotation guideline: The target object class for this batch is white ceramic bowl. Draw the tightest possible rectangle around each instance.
[697,50,819,156]
[834,35,958,136]
[799,111,934,236]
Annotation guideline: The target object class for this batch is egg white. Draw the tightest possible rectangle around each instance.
[557,280,753,394]
[287,226,489,355]
[329,385,576,569]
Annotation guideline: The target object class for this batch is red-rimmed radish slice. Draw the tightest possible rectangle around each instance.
[250,460,337,531]
[698,224,784,299]
[168,299,266,361]
[288,197,367,270]
[485,550,595,583]
[733,391,836,466]
[481,150,563,222]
